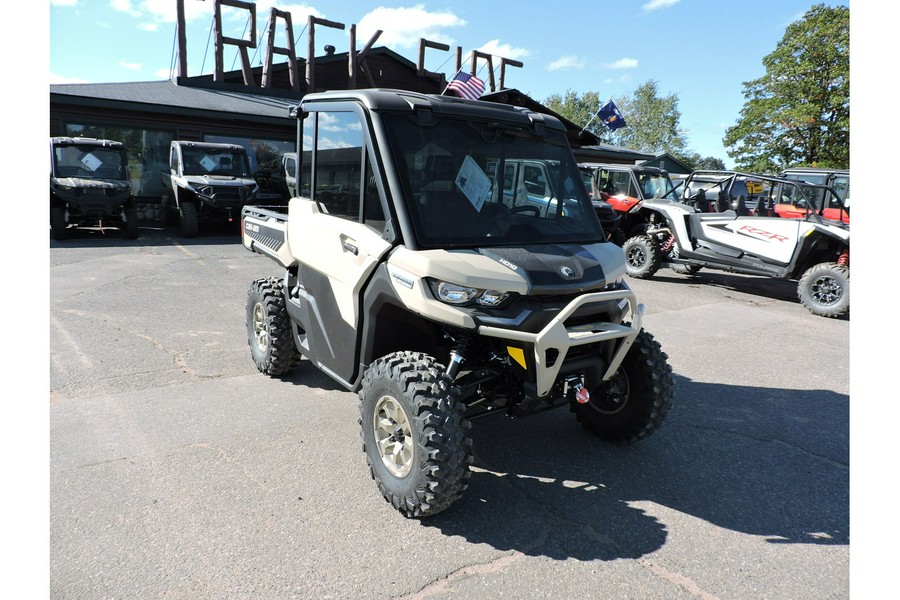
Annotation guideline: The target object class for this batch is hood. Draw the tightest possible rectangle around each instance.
[389,242,626,295]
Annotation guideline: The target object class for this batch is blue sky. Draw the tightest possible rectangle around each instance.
[49,0,852,166]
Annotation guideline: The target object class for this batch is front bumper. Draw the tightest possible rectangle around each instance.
[477,287,641,397]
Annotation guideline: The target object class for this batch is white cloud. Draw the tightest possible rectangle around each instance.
[118,60,142,71]
[154,68,173,79]
[604,58,639,69]
[642,0,680,11]
[477,39,531,61]
[138,22,157,32]
[603,75,631,85]
[357,4,465,49]
[50,72,90,84]
[110,0,141,17]
[547,55,585,71]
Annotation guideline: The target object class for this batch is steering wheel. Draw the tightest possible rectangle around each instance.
[511,205,541,217]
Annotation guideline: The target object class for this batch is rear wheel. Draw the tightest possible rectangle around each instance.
[670,263,701,275]
[798,262,849,318]
[124,206,139,239]
[179,202,199,237]
[574,329,674,443]
[246,277,300,375]
[623,235,662,279]
[50,206,67,240]
[359,351,473,518]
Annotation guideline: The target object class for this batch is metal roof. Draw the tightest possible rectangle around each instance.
[50,80,298,122]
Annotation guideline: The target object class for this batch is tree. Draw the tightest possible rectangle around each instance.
[724,4,849,172]
[544,81,690,158]
[680,153,726,171]
[611,81,688,157]
[544,90,612,142]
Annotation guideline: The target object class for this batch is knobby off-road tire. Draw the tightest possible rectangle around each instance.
[670,263,701,275]
[50,206,67,240]
[359,351,473,518]
[179,202,199,238]
[798,262,849,318]
[246,277,300,376]
[574,329,675,443]
[623,234,662,279]
[124,205,139,239]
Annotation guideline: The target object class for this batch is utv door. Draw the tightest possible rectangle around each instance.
[287,109,392,385]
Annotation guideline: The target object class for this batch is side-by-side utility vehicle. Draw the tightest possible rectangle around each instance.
[50,137,138,240]
[162,141,259,236]
[622,172,850,318]
[240,89,675,517]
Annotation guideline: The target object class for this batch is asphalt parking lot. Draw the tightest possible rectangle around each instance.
[46,225,850,599]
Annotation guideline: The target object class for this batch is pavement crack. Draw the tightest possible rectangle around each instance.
[187,442,274,493]
[688,424,848,470]
[394,552,524,600]
[638,558,722,600]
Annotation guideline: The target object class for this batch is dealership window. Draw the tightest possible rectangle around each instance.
[65,123,173,198]
[205,135,295,201]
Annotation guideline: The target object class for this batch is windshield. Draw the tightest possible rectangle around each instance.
[382,114,604,248]
[181,147,253,177]
[636,172,677,199]
[52,143,127,180]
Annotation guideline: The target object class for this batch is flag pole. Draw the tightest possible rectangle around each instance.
[579,97,610,135]
[441,69,461,96]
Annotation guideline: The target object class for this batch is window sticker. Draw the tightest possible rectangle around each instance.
[200,154,218,172]
[455,155,491,212]
[80,152,102,172]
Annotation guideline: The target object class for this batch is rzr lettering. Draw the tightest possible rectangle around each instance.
[738,225,788,242]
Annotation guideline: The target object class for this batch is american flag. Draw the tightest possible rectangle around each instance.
[444,70,486,100]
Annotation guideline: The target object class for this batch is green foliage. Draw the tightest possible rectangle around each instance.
[678,153,727,171]
[612,81,688,157]
[544,90,612,143]
[544,81,708,164]
[724,3,849,172]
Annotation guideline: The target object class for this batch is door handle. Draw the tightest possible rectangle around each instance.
[342,239,358,255]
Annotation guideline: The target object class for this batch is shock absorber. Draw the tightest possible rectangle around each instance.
[660,234,675,253]
[444,333,473,381]
[838,249,849,268]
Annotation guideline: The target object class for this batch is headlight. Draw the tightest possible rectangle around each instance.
[436,282,478,304]
[432,281,511,308]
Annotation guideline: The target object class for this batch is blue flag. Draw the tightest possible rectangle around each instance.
[597,99,627,131]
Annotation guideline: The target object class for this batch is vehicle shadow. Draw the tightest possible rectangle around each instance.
[651,270,802,304]
[48,222,244,249]
[422,374,848,560]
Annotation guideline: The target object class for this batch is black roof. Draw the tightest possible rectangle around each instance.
[50,80,298,124]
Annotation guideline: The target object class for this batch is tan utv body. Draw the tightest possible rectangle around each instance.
[240,89,675,517]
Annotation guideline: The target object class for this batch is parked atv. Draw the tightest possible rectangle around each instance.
[580,163,680,245]
[241,89,675,517]
[49,137,138,240]
[621,173,850,318]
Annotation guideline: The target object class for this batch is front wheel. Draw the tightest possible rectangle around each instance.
[798,262,849,318]
[246,277,300,376]
[179,202,199,238]
[124,205,139,239]
[359,351,473,518]
[623,235,662,279]
[574,329,675,443]
[50,206,67,240]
